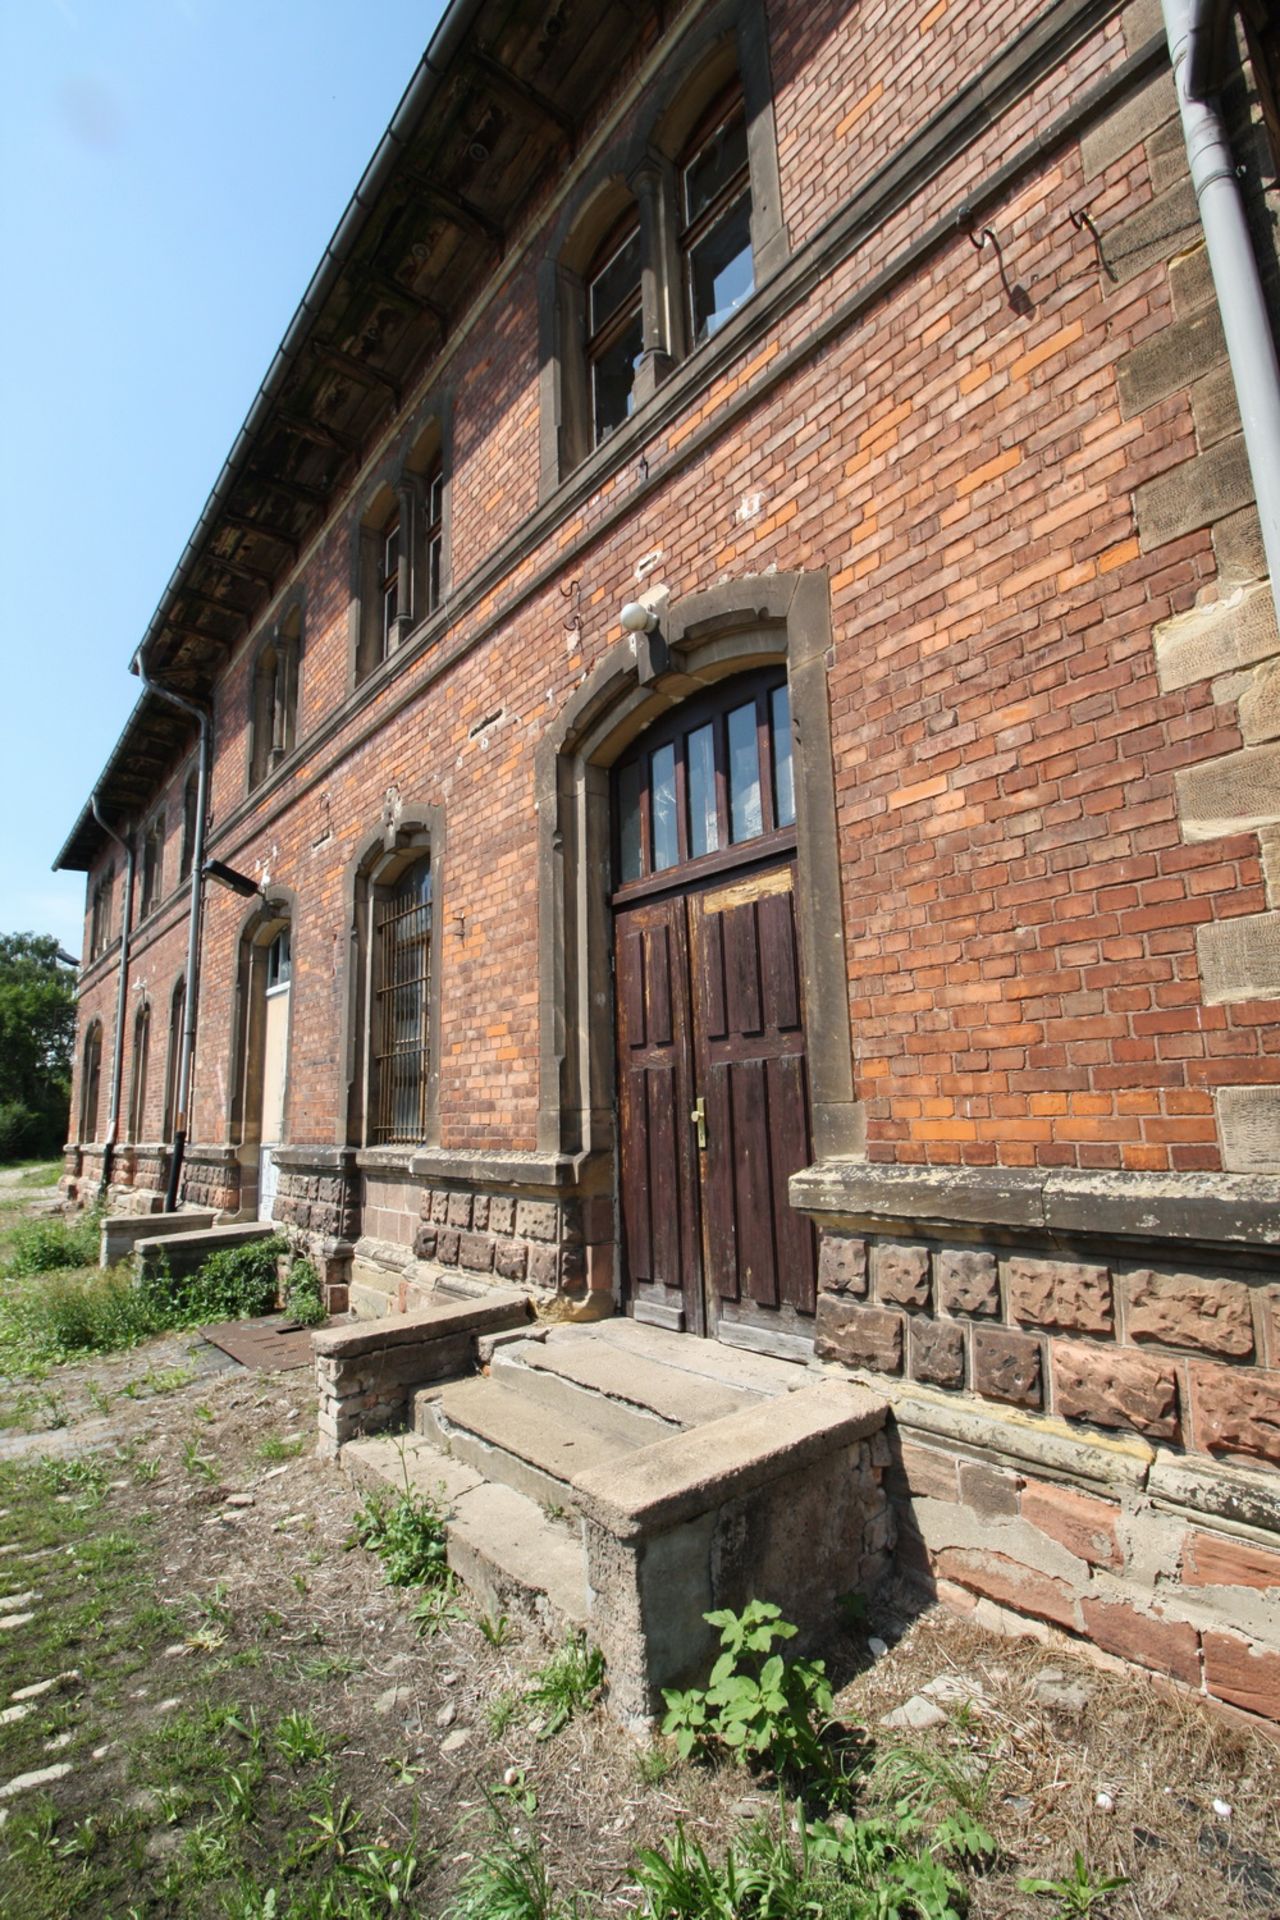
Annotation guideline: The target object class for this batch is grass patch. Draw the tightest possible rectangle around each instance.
[0,1233,300,1381]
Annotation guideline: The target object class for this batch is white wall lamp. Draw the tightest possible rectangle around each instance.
[619,601,659,634]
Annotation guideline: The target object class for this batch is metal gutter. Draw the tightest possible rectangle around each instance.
[1163,0,1280,626]
[88,794,134,1195]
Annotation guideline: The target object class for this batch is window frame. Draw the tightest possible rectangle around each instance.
[610,668,796,902]
[539,0,787,494]
[89,869,115,960]
[139,815,164,920]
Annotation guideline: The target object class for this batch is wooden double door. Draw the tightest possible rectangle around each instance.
[616,856,817,1338]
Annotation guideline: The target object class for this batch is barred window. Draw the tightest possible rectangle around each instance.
[372,859,432,1145]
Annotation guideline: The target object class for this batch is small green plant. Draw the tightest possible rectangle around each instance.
[1018,1851,1131,1916]
[526,1632,605,1738]
[284,1256,327,1327]
[256,1432,306,1464]
[349,1488,450,1588]
[476,1610,512,1647]
[274,1709,328,1767]
[660,1601,834,1781]
[182,1436,219,1482]
[298,1783,363,1862]
[487,1689,519,1737]
[636,1741,675,1786]
[412,1579,467,1636]
[447,1830,578,1920]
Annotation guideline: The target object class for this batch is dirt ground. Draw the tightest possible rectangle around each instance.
[0,1253,1278,1916]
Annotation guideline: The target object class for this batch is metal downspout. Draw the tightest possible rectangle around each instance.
[88,794,134,1199]
[1163,0,1280,628]
[136,677,211,1213]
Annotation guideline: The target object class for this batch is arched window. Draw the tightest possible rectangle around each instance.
[678,87,754,345]
[80,1021,103,1143]
[139,815,164,918]
[539,7,785,491]
[89,868,114,960]
[249,604,301,789]
[163,976,185,1140]
[372,859,433,1145]
[128,1001,151,1143]
[586,214,643,445]
[353,412,450,685]
[346,813,444,1150]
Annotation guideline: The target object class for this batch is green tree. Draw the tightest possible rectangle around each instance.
[0,933,76,1159]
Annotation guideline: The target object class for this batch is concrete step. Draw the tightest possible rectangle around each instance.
[339,1431,483,1506]
[589,1315,812,1395]
[448,1481,587,1635]
[417,1374,655,1508]
[491,1329,763,1430]
[338,1432,587,1636]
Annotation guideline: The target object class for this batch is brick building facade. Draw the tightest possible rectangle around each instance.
[56,0,1280,1720]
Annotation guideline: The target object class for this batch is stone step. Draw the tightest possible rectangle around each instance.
[447,1481,587,1635]
[586,1315,812,1396]
[417,1374,655,1509]
[338,1432,587,1636]
[491,1329,764,1430]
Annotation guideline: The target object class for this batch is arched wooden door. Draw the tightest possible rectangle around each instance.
[612,670,817,1341]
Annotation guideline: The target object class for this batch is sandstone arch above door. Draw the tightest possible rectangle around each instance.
[535,571,861,1321]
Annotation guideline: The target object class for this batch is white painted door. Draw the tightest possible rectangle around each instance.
[259,930,291,1221]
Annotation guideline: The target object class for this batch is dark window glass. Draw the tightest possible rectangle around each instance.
[590,226,641,332]
[727,701,763,843]
[681,100,754,345]
[380,519,400,646]
[771,685,795,828]
[688,193,753,342]
[267,927,291,991]
[592,313,644,443]
[687,723,719,859]
[617,759,643,883]
[426,466,444,614]
[587,218,642,446]
[651,744,678,871]
[373,862,432,1146]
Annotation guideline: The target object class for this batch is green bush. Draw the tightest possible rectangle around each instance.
[139,1235,286,1325]
[4,1209,101,1278]
[284,1257,326,1327]
[0,1100,42,1162]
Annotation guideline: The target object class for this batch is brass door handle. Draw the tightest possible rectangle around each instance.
[691,1096,707,1149]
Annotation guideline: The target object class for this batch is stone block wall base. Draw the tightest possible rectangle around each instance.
[886,1397,1280,1728]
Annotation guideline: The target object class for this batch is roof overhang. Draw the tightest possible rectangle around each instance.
[57,0,660,871]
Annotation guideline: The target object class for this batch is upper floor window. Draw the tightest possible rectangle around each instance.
[89,870,114,959]
[588,218,643,446]
[380,518,401,651]
[541,14,786,493]
[249,606,301,790]
[353,415,449,686]
[139,815,164,918]
[681,93,753,344]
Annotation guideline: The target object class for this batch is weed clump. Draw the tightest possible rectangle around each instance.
[349,1488,451,1589]
[4,1208,101,1277]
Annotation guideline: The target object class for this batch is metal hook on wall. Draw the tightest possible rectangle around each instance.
[958,205,1034,317]
[561,578,583,635]
[1068,206,1117,282]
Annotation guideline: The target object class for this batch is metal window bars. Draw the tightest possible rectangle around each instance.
[372,862,432,1144]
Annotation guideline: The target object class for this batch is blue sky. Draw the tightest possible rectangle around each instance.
[0,0,445,953]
